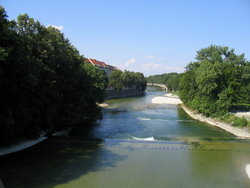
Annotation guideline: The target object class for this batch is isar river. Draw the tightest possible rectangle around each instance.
[1,87,250,188]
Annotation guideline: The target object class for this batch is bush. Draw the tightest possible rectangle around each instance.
[232,117,248,127]
[231,104,250,111]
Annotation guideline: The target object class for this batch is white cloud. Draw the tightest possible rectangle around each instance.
[124,58,136,67]
[142,62,184,73]
[47,24,64,31]
[144,56,154,59]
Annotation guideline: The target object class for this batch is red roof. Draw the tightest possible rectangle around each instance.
[86,58,106,67]
[84,58,120,71]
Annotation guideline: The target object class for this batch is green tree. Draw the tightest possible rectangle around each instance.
[178,70,197,104]
[109,70,123,91]
[179,45,249,117]
[0,7,108,146]
[122,70,135,88]
[81,62,108,103]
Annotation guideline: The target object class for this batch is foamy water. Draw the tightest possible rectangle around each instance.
[132,136,155,141]
[137,117,151,121]
[246,164,250,179]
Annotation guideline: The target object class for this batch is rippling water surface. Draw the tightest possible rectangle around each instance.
[93,87,235,142]
[1,87,250,188]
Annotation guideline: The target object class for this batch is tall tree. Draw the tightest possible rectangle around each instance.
[179,45,249,116]
[0,7,108,146]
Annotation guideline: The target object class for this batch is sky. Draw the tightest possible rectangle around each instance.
[2,0,250,76]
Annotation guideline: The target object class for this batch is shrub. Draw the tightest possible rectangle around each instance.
[232,117,248,127]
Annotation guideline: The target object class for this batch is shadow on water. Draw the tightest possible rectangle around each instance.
[1,87,250,187]
[0,137,127,188]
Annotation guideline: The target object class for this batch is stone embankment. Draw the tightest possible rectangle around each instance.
[147,83,168,91]
[105,88,145,99]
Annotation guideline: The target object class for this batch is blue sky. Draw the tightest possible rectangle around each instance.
[2,0,250,76]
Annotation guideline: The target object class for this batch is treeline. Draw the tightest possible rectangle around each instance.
[147,72,181,92]
[0,7,108,146]
[147,45,250,126]
[109,70,147,91]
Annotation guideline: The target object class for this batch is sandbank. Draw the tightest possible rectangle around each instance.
[151,95,182,105]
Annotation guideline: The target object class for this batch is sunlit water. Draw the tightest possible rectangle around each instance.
[93,87,235,142]
[1,87,250,188]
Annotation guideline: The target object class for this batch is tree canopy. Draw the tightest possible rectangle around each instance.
[180,45,249,116]
[109,70,147,91]
[0,7,108,145]
[148,45,250,126]
[147,72,182,92]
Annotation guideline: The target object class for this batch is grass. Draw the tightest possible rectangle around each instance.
[221,113,250,127]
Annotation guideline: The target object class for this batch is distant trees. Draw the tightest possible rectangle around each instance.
[109,70,124,91]
[109,70,147,91]
[81,63,108,102]
[0,7,108,146]
[147,72,182,92]
[147,45,250,126]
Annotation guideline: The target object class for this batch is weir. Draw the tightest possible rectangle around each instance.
[147,83,168,91]
[1,87,250,188]
[1,138,250,188]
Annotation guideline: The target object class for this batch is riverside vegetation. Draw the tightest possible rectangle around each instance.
[109,70,147,91]
[0,6,146,146]
[147,45,250,127]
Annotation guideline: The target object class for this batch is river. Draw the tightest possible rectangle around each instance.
[0,87,250,188]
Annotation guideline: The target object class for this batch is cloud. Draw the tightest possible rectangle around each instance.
[144,56,154,59]
[142,62,184,73]
[124,58,136,67]
[47,24,64,31]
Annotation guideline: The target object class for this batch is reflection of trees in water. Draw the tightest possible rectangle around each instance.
[177,108,235,140]
[177,108,191,120]
[0,137,127,188]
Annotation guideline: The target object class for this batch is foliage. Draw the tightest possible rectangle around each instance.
[184,46,249,125]
[109,70,124,91]
[81,63,108,103]
[0,7,107,146]
[109,70,147,91]
[232,117,248,127]
[148,45,250,127]
[147,72,181,92]
[180,45,249,125]
[182,45,249,116]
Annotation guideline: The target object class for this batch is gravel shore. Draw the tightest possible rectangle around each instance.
[182,105,250,138]
[151,94,182,105]
[152,93,250,138]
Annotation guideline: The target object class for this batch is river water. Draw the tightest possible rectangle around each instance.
[1,87,250,188]
[93,87,235,142]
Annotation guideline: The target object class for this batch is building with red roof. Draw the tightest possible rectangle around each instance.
[84,58,119,75]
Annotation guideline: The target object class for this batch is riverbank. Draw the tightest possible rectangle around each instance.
[181,105,250,138]
[105,88,145,99]
[0,136,47,156]
[151,93,250,138]
[235,112,250,120]
[151,93,182,105]
[0,129,73,156]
